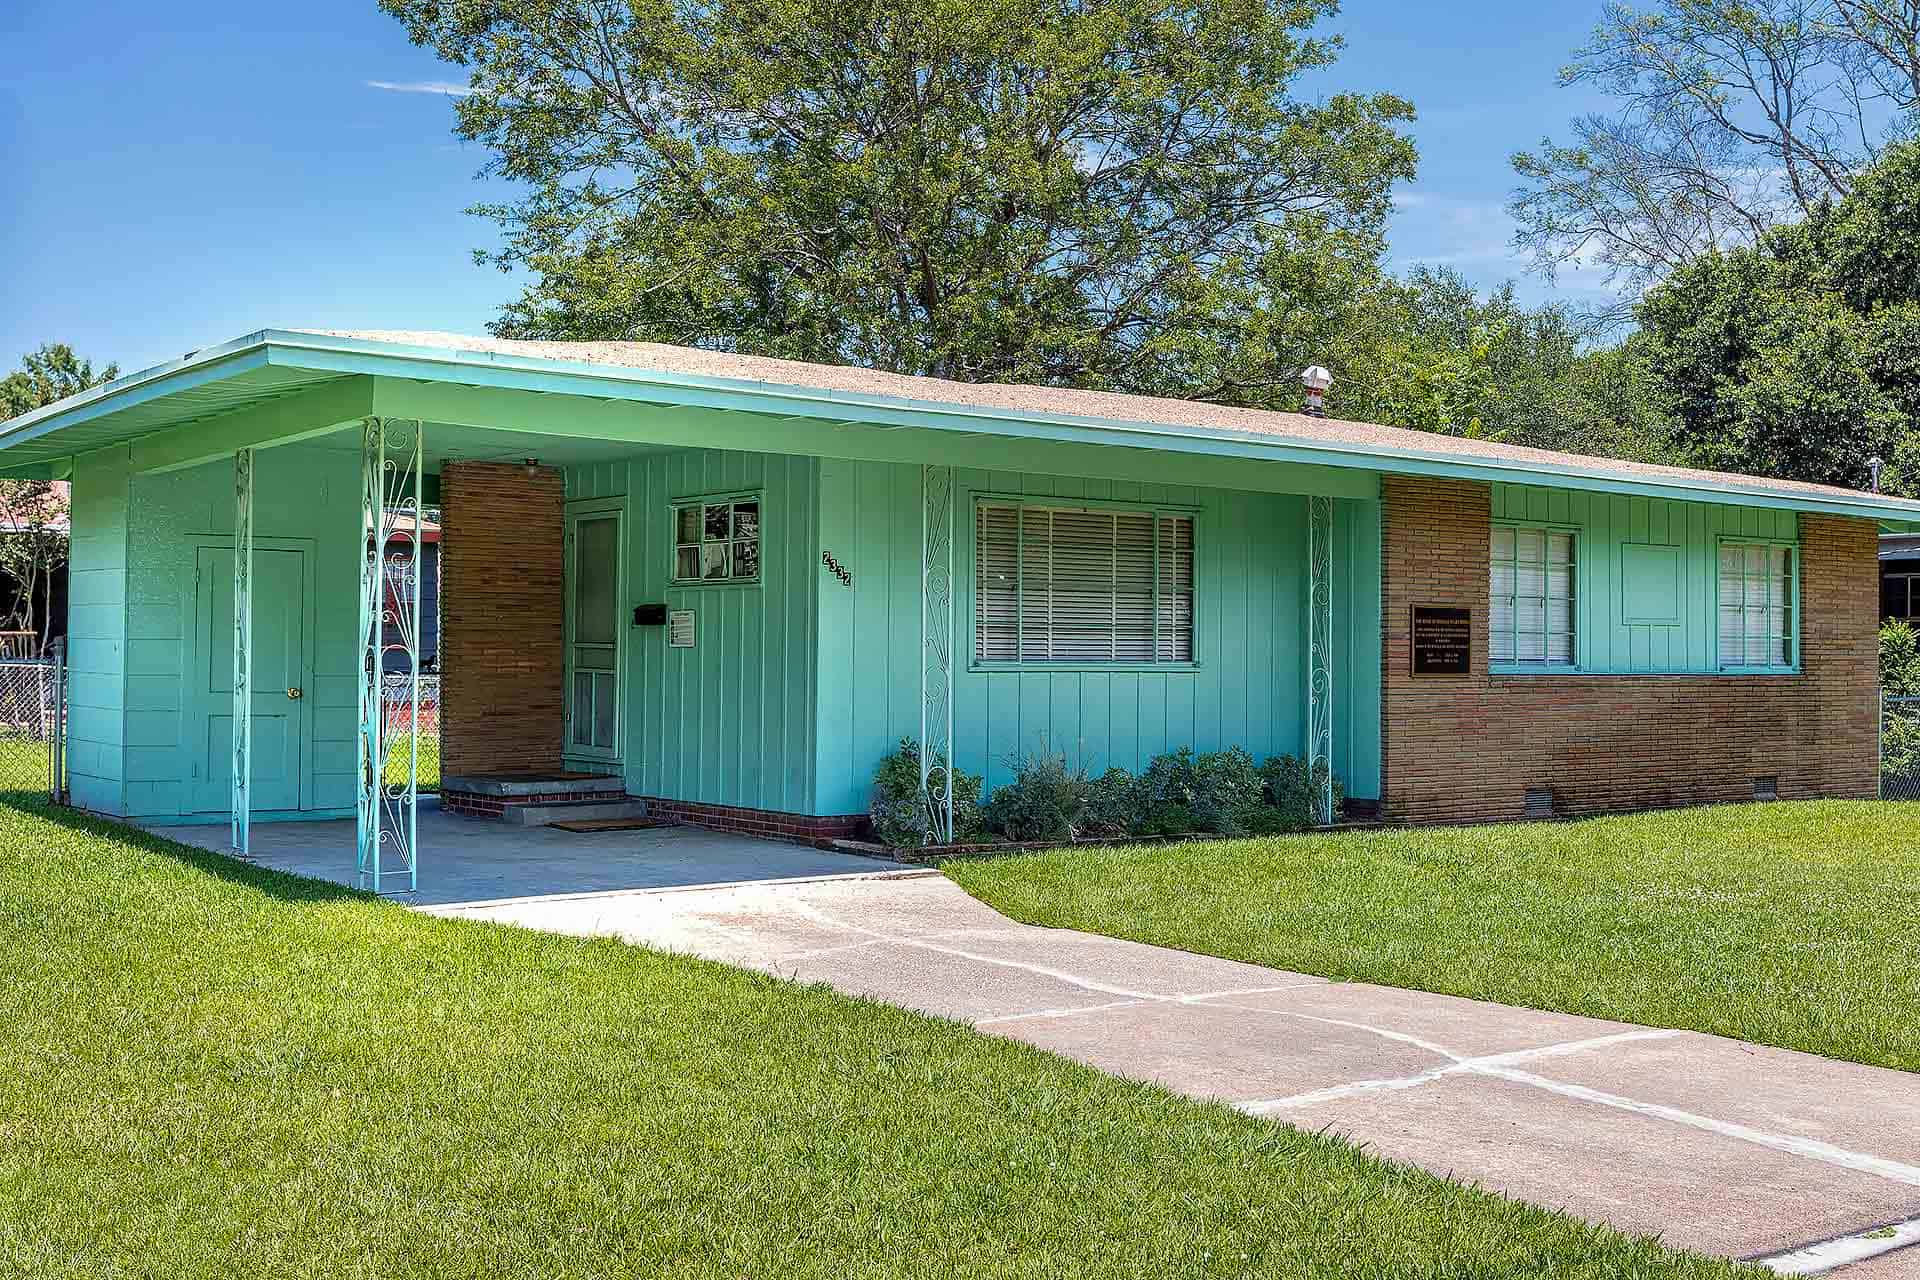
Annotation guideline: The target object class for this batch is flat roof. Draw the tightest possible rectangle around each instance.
[5,327,1920,528]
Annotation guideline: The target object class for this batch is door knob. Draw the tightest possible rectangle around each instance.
[287,687,303,700]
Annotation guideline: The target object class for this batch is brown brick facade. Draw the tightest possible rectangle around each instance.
[440,462,565,776]
[1380,476,1878,823]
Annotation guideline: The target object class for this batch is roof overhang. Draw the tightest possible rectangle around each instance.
[7,328,1920,530]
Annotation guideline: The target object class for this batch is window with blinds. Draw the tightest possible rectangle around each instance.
[1490,525,1575,665]
[975,502,1195,664]
[1718,542,1794,668]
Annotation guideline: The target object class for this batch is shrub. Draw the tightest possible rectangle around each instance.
[1883,620,1920,698]
[868,738,984,847]
[1251,754,1345,834]
[1137,746,1265,835]
[1081,768,1140,839]
[983,745,1091,842]
[1884,710,1920,782]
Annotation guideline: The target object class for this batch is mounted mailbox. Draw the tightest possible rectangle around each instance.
[633,603,668,627]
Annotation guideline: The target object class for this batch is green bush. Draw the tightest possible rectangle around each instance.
[1137,746,1266,835]
[1884,710,1920,781]
[983,746,1091,842]
[1249,754,1345,833]
[1081,768,1139,839]
[868,738,984,847]
[1883,619,1920,698]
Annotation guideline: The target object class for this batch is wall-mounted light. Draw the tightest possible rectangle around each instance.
[524,457,540,477]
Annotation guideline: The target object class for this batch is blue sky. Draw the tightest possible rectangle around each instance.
[0,0,1616,377]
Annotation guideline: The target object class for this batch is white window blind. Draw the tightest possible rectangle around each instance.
[1490,526,1575,665]
[976,502,1194,664]
[1718,543,1794,668]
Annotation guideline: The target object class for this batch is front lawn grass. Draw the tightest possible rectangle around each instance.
[0,798,1734,1278]
[946,800,1920,1074]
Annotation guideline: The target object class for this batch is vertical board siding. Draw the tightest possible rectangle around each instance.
[118,445,361,818]
[66,445,132,813]
[1490,482,1799,673]
[607,449,818,814]
[812,460,1384,815]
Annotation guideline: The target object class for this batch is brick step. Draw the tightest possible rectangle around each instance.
[503,799,650,827]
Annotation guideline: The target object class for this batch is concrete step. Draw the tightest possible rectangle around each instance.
[503,799,650,827]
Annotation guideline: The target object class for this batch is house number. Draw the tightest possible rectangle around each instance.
[822,551,853,587]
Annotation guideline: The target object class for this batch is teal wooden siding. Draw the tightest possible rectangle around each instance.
[575,449,821,814]
[1333,495,1383,797]
[812,460,1382,816]
[1490,482,1800,673]
[66,445,132,813]
[120,445,361,818]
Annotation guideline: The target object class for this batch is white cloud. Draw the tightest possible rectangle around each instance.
[367,79,474,98]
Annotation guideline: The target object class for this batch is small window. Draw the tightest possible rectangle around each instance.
[672,495,760,584]
[1718,542,1794,668]
[975,501,1195,665]
[1490,525,1575,666]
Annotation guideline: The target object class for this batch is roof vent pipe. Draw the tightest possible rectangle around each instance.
[1301,366,1333,418]
[1870,455,1884,493]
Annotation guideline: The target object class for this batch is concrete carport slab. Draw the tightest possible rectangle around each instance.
[435,871,1920,1273]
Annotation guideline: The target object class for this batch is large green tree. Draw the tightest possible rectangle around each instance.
[1510,0,1920,309]
[1637,139,1920,490]
[381,0,1415,396]
[0,344,118,641]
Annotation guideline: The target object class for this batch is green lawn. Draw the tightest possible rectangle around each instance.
[947,800,1920,1075]
[0,735,51,796]
[0,799,1735,1278]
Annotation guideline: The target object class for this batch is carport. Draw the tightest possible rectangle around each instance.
[150,798,891,907]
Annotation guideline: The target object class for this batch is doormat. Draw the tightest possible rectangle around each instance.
[548,818,670,833]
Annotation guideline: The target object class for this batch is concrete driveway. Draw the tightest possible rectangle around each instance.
[433,869,1920,1274]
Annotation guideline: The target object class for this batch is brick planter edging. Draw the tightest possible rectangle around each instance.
[638,797,871,850]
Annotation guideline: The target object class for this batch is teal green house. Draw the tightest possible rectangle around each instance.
[2,329,1914,890]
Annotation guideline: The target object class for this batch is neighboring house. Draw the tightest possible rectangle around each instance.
[0,328,1912,865]
[1880,532,1920,621]
[381,512,439,674]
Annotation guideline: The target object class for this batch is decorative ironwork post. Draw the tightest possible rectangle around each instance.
[231,448,254,855]
[1306,495,1335,826]
[920,464,956,844]
[357,417,424,894]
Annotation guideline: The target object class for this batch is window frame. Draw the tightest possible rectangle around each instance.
[1714,535,1800,673]
[667,489,764,589]
[968,493,1203,672]
[1488,519,1580,674]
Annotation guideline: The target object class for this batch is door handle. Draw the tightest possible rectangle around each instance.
[287,687,303,700]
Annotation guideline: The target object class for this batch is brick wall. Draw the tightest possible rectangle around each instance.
[1380,476,1878,823]
[440,462,565,776]
[640,796,869,849]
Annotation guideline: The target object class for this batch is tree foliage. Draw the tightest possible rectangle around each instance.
[0,344,117,642]
[1637,138,1920,489]
[1510,0,1920,307]
[381,0,1415,393]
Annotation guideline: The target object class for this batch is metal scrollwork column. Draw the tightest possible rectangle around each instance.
[1307,495,1335,826]
[357,417,424,894]
[920,464,956,844]
[231,448,253,856]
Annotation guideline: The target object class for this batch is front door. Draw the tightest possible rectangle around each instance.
[566,508,622,761]
[191,545,309,814]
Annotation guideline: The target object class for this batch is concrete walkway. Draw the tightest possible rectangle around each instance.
[436,870,1920,1274]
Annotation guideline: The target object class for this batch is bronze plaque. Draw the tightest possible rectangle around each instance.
[1411,606,1471,676]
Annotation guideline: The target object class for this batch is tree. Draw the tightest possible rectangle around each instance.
[381,0,1416,395]
[1636,139,1920,489]
[1509,0,1920,308]
[0,344,118,645]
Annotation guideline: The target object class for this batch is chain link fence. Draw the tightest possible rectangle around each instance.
[0,644,64,798]
[381,672,441,793]
[1884,695,1920,800]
